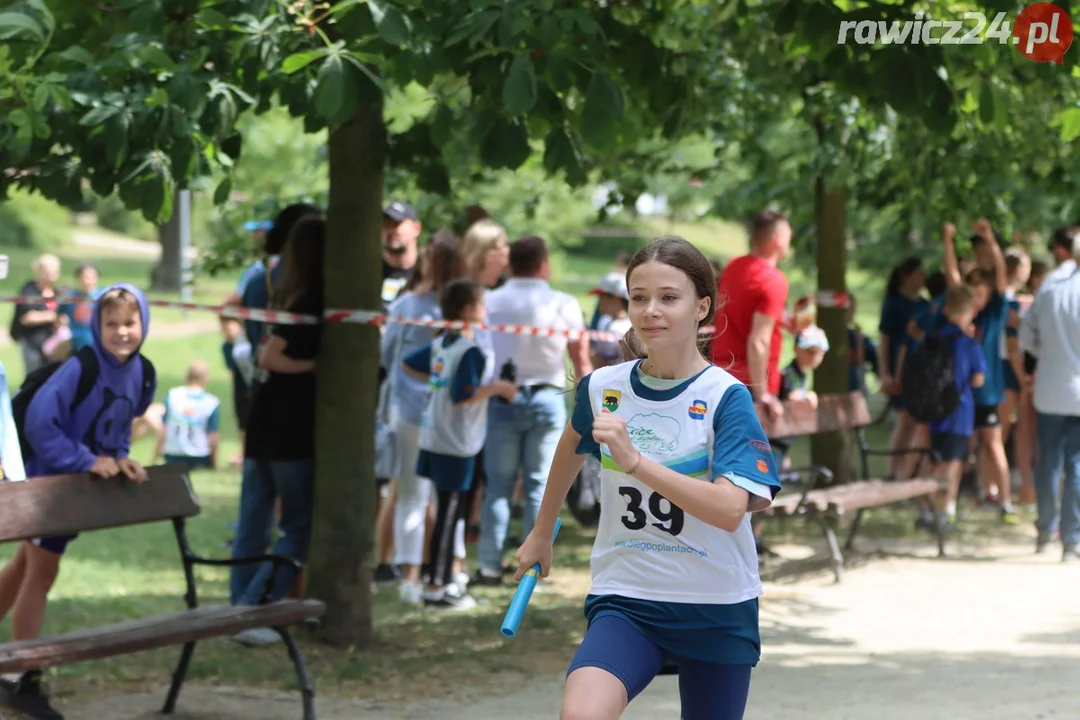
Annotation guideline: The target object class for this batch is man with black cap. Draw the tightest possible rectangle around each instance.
[381,200,422,311]
[373,200,423,586]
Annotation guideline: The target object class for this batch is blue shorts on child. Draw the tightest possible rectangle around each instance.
[930,432,970,462]
[417,450,475,493]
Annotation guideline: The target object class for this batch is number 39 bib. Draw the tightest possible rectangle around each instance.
[585,361,762,606]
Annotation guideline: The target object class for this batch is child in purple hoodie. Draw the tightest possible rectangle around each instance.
[0,283,155,720]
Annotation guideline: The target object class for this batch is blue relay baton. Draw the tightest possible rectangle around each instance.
[500,517,563,638]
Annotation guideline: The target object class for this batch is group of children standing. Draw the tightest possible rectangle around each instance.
[879,220,1045,528]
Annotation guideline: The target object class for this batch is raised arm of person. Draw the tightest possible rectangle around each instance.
[974,217,1008,295]
[942,222,961,287]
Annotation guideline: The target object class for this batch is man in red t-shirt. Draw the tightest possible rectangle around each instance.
[711,210,792,421]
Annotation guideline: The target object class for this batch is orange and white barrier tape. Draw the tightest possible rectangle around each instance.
[0,294,717,342]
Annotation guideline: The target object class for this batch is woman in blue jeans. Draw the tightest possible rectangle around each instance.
[229,213,325,644]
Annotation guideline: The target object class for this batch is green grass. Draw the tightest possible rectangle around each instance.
[0,218,937,704]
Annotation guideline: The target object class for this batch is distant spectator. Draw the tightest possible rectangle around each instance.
[711,210,792,421]
[459,219,510,290]
[155,360,221,470]
[845,295,878,394]
[771,326,830,467]
[10,254,62,376]
[1040,225,1078,291]
[588,273,632,368]
[230,213,325,646]
[878,257,928,480]
[381,200,423,310]
[1022,227,1080,559]
[474,236,591,585]
[60,263,101,353]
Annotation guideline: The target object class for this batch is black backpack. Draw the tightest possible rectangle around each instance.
[901,330,961,423]
[11,346,156,464]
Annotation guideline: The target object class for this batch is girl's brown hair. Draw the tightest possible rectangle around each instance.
[619,236,717,361]
[278,213,326,309]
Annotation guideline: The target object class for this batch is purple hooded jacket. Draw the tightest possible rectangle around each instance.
[24,283,155,476]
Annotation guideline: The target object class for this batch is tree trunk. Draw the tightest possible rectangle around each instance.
[810,174,852,484]
[307,104,386,647]
[151,189,182,291]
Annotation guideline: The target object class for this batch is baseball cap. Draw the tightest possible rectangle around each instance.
[589,272,629,301]
[383,200,418,223]
[242,220,273,232]
[796,325,830,352]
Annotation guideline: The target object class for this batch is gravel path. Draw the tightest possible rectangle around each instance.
[62,535,1080,719]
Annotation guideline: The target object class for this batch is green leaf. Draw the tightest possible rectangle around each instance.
[978,82,994,126]
[196,8,231,29]
[479,118,531,170]
[214,176,232,205]
[579,71,624,149]
[542,128,575,175]
[221,132,243,160]
[31,83,50,111]
[445,10,500,47]
[138,45,178,72]
[0,12,44,42]
[146,87,169,107]
[341,52,388,95]
[80,105,121,127]
[167,73,203,115]
[58,46,94,65]
[430,104,454,146]
[105,113,129,168]
[315,55,350,124]
[368,0,411,46]
[282,49,329,74]
[9,108,29,127]
[502,55,537,116]
[1052,108,1080,143]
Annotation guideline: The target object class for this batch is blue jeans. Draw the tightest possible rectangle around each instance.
[230,458,315,606]
[478,388,566,573]
[1034,413,1080,545]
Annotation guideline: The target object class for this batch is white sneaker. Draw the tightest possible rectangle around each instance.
[231,627,282,647]
[398,581,423,605]
[452,571,470,594]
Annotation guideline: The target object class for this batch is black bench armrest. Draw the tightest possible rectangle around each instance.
[778,464,834,491]
[184,551,303,606]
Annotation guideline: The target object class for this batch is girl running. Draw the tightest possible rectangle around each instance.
[515,237,782,720]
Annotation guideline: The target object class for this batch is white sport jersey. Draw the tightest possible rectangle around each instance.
[586,361,765,605]
[162,387,220,458]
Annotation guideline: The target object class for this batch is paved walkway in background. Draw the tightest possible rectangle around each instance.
[64,536,1080,719]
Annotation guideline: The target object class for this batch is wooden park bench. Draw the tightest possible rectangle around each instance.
[0,464,325,719]
[760,391,944,583]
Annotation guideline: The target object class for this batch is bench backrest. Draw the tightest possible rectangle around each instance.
[760,391,874,440]
[0,463,199,544]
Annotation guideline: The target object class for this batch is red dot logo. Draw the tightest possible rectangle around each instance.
[1014,2,1073,63]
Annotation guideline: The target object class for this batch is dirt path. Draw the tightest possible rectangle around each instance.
[61,534,1080,719]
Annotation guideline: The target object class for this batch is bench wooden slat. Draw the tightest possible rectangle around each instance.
[766,478,941,518]
[823,479,941,512]
[0,600,325,673]
[759,390,874,439]
[0,464,198,543]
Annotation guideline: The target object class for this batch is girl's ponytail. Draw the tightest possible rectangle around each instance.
[619,327,647,362]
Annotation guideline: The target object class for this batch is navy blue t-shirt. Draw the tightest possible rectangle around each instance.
[879,294,929,376]
[972,292,1007,407]
[929,324,987,437]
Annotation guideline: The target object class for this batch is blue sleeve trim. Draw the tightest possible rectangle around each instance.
[403,343,433,375]
[571,374,599,457]
[711,384,782,496]
[450,347,487,403]
[207,405,220,432]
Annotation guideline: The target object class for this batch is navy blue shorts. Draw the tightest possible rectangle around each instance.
[164,454,213,469]
[930,432,970,463]
[33,535,77,555]
[417,450,475,493]
[567,615,752,719]
[1003,361,1020,393]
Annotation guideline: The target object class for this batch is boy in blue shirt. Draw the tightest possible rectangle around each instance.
[928,285,987,524]
[59,263,101,353]
[402,280,517,610]
[0,284,155,719]
[155,360,221,470]
[947,220,1016,522]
